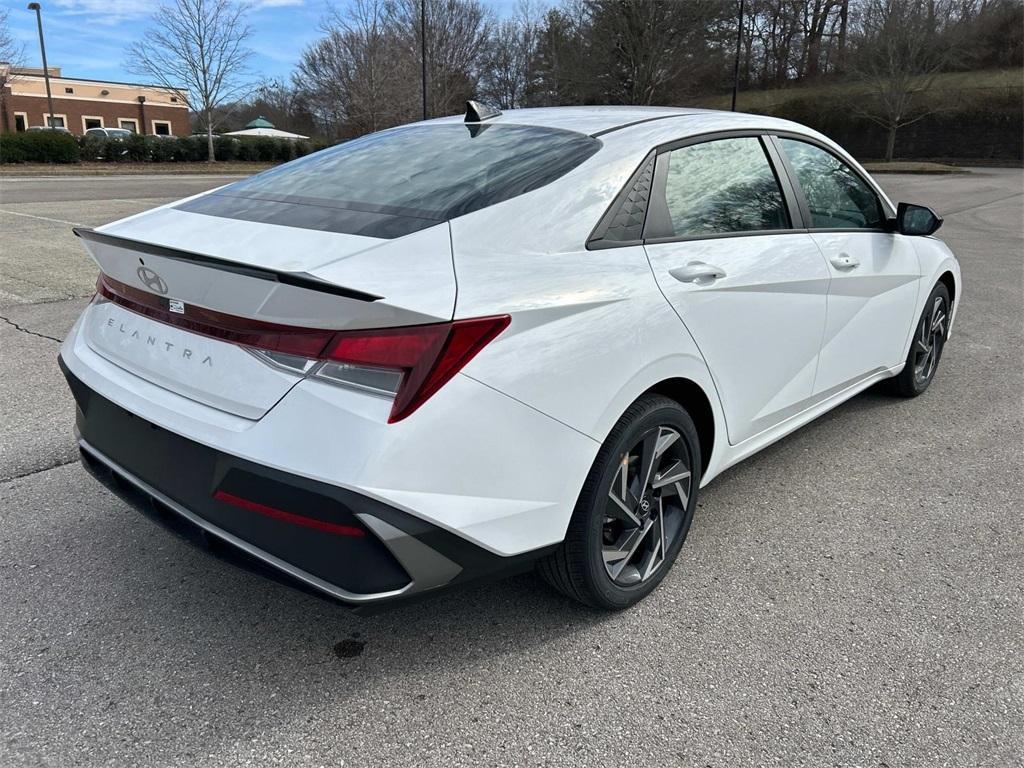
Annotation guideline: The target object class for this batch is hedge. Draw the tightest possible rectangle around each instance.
[0,131,81,163]
[751,87,1024,162]
[1,131,330,164]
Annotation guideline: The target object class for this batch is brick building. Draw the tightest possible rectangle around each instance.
[0,65,189,136]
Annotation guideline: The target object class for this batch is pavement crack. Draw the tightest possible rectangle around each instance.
[0,313,63,343]
[2,456,79,485]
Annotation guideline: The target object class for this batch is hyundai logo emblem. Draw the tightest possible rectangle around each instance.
[136,266,168,295]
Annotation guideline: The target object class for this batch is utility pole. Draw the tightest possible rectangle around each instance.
[420,0,428,120]
[27,3,55,128]
[731,0,745,112]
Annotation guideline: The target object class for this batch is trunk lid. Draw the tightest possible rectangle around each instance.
[77,207,456,420]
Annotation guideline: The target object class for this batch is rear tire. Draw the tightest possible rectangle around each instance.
[539,394,701,610]
[890,282,951,398]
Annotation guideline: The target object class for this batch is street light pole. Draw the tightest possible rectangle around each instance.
[26,3,56,129]
[731,0,745,112]
[420,0,428,121]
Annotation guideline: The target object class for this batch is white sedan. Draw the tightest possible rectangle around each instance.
[60,104,960,610]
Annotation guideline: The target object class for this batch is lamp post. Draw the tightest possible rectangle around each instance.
[420,0,427,121]
[26,3,56,129]
[137,95,146,135]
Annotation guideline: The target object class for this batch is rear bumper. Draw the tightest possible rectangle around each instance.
[62,359,552,608]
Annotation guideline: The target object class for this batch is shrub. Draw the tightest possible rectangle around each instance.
[146,135,176,162]
[0,133,28,163]
[275,138,296,162]
[213,135,238,161]
[254,137,279,161]
[0,130,80,163]
[79,135,131,163]
[169,136,195,162]
[125,133,149,161]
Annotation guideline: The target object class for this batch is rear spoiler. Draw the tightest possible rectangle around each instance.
[73,227,382,303]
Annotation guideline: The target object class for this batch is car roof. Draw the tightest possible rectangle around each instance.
[426,105,816,139]
[428,105,711,136]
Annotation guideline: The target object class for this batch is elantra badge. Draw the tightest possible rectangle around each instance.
[169,299,185,314]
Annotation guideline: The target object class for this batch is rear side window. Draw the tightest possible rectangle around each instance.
[661,137,789,237]
[177,124,601,238]
[778,138,884,229]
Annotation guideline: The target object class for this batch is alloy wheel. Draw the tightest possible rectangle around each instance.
[913,295,947,386]
[602,426,692,587]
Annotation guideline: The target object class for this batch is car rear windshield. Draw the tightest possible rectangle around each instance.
[176,123,602,238]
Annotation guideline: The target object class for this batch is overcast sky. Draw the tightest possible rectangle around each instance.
[6,0,524,85]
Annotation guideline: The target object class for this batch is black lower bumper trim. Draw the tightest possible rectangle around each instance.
[60,356,553,609]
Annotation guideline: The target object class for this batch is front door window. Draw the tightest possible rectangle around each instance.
[778,138,884,229]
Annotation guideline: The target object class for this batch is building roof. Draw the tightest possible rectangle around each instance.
[6,66,187,94]
[244,116,275,129]
[225,126,309,140]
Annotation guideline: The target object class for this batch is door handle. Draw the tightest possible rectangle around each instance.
[830,253,860,270]
[669,262,727,284]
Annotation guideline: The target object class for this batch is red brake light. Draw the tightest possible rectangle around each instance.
[97,273,510,422]
[325,315,510,422]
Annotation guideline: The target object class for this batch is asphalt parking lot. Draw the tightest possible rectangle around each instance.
[1,169,1021,767]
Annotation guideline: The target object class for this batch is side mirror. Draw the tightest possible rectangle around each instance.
[895,202,943,236]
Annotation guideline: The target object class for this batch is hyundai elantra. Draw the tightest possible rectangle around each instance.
[60,103,961,610]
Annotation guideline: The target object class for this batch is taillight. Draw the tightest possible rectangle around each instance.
[96,273,509,422]
[319,316,510,422]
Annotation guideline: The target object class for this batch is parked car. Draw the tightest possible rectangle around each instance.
[60,104,960,611]
[84,127,133,140]
[26,125,70,133]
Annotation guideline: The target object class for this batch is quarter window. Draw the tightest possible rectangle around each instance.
[661,137,789,237]
[778,138,884,229]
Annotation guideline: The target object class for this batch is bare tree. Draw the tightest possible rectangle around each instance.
[851,0,964,161]
[748,0,805,85]
[478,0,544,108]
[237,78,318,136]
[800,0,842,78]
[586,0,731,105]
[1,8,25,132]
[305,0,415,137]
[391,0,493,118]
[126,0,253,161]
[296,0,492,137]
[532,1,596,105]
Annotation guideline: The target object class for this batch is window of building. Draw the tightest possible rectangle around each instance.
[14,113,27,132]
[119,119,139,133]
[170,97,178,103]
[777,139,884,230]
[660,137,790,237]
[45,115,66,128]
[152,120,172,136]
[83,117,104,131]
[64,87,74,94]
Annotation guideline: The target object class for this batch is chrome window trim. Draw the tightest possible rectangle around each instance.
[588,127,896,250]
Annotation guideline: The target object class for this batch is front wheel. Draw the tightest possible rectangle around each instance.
[539,394,701,610]
[890,282,951,397]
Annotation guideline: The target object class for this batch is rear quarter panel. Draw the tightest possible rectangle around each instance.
[448,149,727,484]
